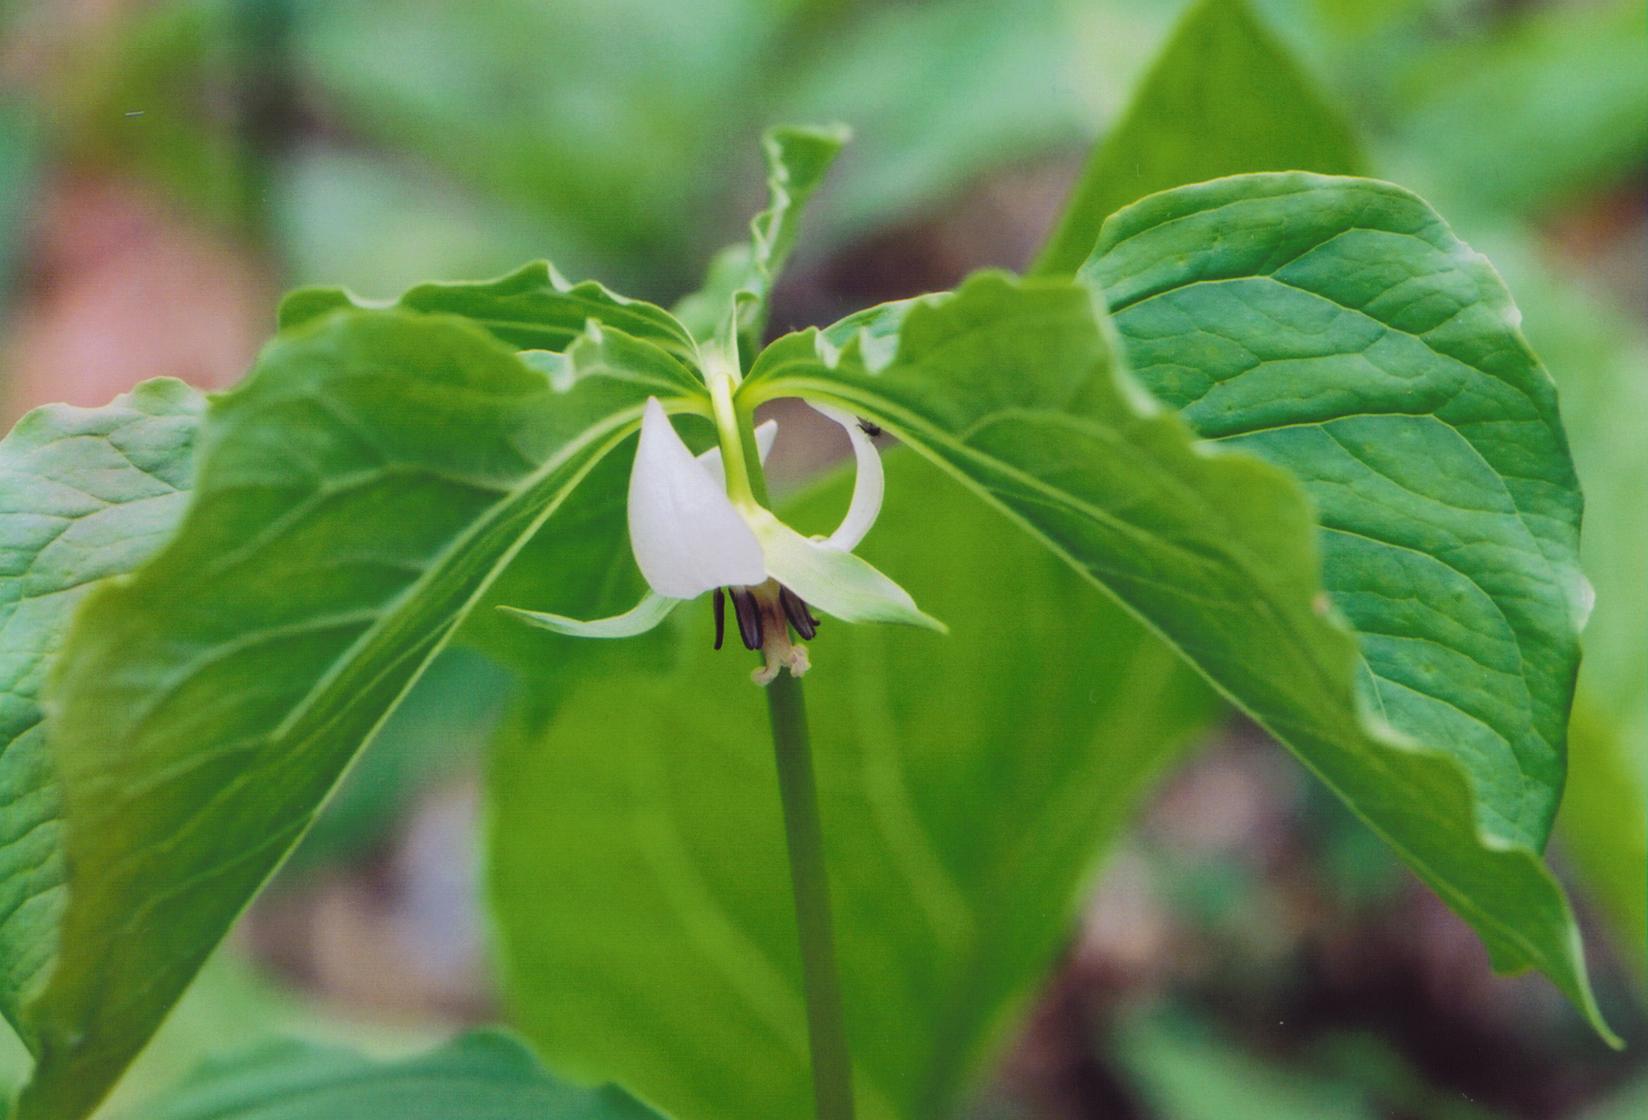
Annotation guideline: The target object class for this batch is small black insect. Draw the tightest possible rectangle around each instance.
[857,420,882,438]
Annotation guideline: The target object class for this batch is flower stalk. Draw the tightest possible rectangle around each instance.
[766,669,855,1120]
[726,396,854,1117]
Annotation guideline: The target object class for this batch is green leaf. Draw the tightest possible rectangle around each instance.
[741,126,849,319]
[1083,172,1585,852]
[0,380,204,1043]
[489,452,1218,1120]
[17,310,708,1120]
[739,260,1609,1041]
[278,260,699,363]
[673,124,848,361]
[275,262,698,687]
[132,1031,665,1120]
[1031,0,1365,277]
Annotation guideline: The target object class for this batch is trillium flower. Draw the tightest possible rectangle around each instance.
[504,397,942,684]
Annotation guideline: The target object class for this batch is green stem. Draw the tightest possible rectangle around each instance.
[766,673,855,1120]
[724,373,851,1115]
[708,371,759,507]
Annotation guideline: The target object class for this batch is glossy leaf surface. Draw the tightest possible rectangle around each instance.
[1084,172,1587,851]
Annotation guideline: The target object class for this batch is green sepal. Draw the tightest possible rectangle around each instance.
[500,592,680,640]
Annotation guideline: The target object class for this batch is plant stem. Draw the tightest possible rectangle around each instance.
[765,672,855,1120]
[708,372,759,507]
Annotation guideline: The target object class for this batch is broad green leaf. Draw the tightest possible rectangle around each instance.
[278,260,698,364]
[672,124,847,360]
[131,1031,665,1120]
[274,265,684,684]
[739,263,1609,1040]
[17,310,708,1120]
[275,262,695,686]
[1031,0,1364,277]
[489,453,1218,1120]
[1083,173,1585,852]
[0,380,203,1043]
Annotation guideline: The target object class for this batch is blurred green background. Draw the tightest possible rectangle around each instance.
[0,1,1644,1117]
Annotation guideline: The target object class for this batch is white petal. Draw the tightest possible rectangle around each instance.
[747,507,944,632]
[629,399,765,598]
[498,591,680,639]
[810,403,884,551]
[695,418,779,487]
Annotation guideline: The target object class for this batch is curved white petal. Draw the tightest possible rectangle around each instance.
[747,507,944,632]
[695,418,779,487]
[629,399,765,598]
[810,403,884,551]
[498,591,680,639]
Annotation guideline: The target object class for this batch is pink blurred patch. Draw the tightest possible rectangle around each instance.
[4,173,274,420]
